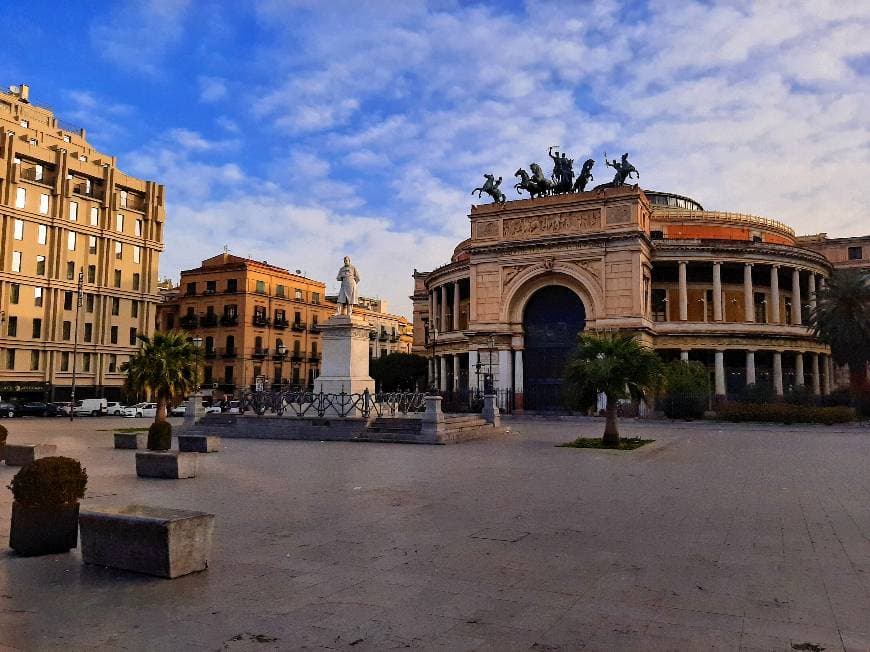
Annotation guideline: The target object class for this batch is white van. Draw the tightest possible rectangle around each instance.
[74,398,108,416]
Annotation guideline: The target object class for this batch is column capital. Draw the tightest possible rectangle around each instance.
[771,263,780,269]
[744,262,753,267]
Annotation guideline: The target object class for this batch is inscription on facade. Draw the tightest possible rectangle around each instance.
[605,204,632,225]
[476,220,499,239]
[502,209,601,240]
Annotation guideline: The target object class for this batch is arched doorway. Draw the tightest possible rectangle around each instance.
[523,285,586,410]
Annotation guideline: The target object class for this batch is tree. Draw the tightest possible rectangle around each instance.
[808,269,870,390]
[122,331,202,422]
[660,360,710,419]
[564,331,663,446]
[369,353,428,392]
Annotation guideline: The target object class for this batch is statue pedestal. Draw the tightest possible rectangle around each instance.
[313,315,375,417]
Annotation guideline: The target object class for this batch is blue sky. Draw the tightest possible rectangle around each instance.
[3,1,869,316]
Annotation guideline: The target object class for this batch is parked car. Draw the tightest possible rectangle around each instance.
[169,404,186,416]
[121,402,158,418]
[73,398,108,416]
[204,406,222,414]
[53,402,73,416]
[106,401,124,416]
[16,402,63,417]
[0,401,17,418]
[227,400,242,414]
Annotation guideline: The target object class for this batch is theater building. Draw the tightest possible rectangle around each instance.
[411,186,850,410]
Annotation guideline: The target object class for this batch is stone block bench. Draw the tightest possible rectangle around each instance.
[114,432,147,449]
[4,443,57,466]
[79,504,214,578]
[135,451,198,479]
[177,435,220,453]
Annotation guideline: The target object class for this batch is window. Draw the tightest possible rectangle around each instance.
[224,366,234,383]
[84,323,92,342]
[66,261,75,280]
[226,279,237,293]
[5,349,15,370]
[186,282,197,295]
[131,300,139,318]
[89,207,99,226]
[754,292,767,323]
[294,288,303,300]
[129,327,138,345]
[30,350,39,371]
[12,251,22,273]
[15,187,26,209]
[70,201,78,222]
[256,280,266,294]
[848,246,863,260]
[32,318,42,338]
[10,283,19,304]
[114,270,121,287]
[87,265,96,283]
[37,224,47,244]
[203,366,213,383]
[62,321,71,340]
[225,335,235,352]
[119,190,127,207]
[64,291,73,310]
[108,354,117,373]
[89,236,97,254]
[784,298,793,324]
[39,194,49,214]
[13,219,23,240]
[82,353,91,372]
[135,219,142,237]
[276,284,285,297]
[652,288,668,322]
[115,241,122,259]
[116,214,124,232]
[206,280,216,293]
[60,352,69,371]
[20,119,28,128]
[67,231,76,251]
[86,294,94,312]
[110,326,118,344]
[312,314,318,327]
[63,134,70,143]
[7,316,17,337]
[312,292,320,305]
[133,246,141,264]
[36,255,46,275]
[205,336,214,352]
[132,273,140,290]
[111,297,120,315]
[294,311,302,324]
[34,287,43,307]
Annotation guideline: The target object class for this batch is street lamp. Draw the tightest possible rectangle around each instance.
[191,335,203,418]
[277,343,288,388]
[428,324,439,393]
[485,335,495,393]
[69,268,84,422]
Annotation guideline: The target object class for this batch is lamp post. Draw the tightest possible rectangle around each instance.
[277,343,287,389]
[485,335,495,393]
[428,324,439,393]
[191,335,203,420]
[69,268,84,422]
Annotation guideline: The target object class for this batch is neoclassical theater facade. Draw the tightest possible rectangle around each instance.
[411,186,840,410]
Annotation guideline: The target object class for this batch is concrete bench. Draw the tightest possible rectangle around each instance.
[4,443,57,466]
[177,435,220,453]
[79,504,214,578]
[135,451,198,479]
[114,432,147,449]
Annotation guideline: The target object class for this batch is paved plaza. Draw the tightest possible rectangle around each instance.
[1,416,869,651]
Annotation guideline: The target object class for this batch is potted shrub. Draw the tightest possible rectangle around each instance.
[147,421,172,451]
[8,456,87,556]
[0,424,7,461]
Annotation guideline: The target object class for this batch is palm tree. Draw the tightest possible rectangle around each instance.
[122,331,202,422]
[564,331,663,446]
[808,269,870,391]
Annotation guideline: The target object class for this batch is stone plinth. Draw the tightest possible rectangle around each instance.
[184,393,205,426]
[4,443,57,466]
[178,435,220,453]
[114,432,147,449]
[79,504,214,578]
[313,315,375,416]
[482,394,501,426]
[136,451,198,479]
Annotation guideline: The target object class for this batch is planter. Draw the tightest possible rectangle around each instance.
[79,504,214,578]
[135,451,198,479]
[10,502,79,556]
[114,432,147,449]
[4,443,57,466]
[177,435,220,453]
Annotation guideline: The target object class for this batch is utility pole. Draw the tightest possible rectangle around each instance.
[69,268,84,422]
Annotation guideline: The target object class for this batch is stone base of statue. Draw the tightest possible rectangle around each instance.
[313,314,375,417]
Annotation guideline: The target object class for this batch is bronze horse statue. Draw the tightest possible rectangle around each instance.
[515,165,555,199]
[472,173,506,204]
[573,158,595,192]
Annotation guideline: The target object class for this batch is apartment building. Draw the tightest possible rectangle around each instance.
[157,252,413,396]
[0,84,164,401]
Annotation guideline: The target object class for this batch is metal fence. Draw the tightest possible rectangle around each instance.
[238,389,426,419]
[438,388,514,414]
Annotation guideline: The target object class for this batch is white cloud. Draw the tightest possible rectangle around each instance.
[198,76,228,103]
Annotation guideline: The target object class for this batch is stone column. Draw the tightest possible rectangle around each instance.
[810,353,821,396]
[807,273,817,313]
[452,281,460,331]
[794,352,805,387]
[514,350,523,394]
[744,263,754,322]
[792,268,802,326]
[712,262,723,321]
[498,349,512,392]
[680,350,689,362]
[746,350,756,386]
[440,285,447,331]
[428,357,435,387]
[428,290,434,328]
[452,354,460,391]
[678,261,688,321]
[439,356,448,392]
[468,349,478,391]
[770,265,780,323]
[714,351,726,397]
[773,351,783,396]
[821,354,830,395]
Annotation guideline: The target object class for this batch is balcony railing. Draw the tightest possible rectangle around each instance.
[308,352,322,362]
[290,351,304,361]
[369,331,377,340]
[224,287,238,294]
[309,324,321,333]
[220,315,239,326]
[204,349,217,359]
[252,316,270,328]
[379,333,389,342]
[200,315,218,328]
[273,319,289,330]
[180,316,198,330]
[291,321,306,332]
[272,349,288,361]
[220,348,238,359]
[252,348,268,359]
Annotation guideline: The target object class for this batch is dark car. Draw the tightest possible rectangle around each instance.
[0,401,16,418]
[16,402,63,417]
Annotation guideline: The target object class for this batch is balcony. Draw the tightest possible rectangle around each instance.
[179,315,198,330]
[220,348,238,359]
[273,319,289,330]
[252,348,268,359]
[252,316,270,328]
[272,348,288,361]
[291,321,306,332]
[200,315,218,328]
[390,335,400,343]
[369,330,377,340]
[204,349,217,359]
[309,324,322,334]
[220,315,239,327]
[290,351,304,361]
[223,287,238,294]
[203,289,216,296]
[379,332,389,342]
[308,352,322,362]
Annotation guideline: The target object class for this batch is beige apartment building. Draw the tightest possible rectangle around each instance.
[0,84,164,402]
[157,252,412,396]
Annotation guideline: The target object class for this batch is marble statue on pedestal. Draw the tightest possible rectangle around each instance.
[335,256,359,317]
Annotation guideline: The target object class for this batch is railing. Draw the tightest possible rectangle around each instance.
[652,210,795,238]
[273,319,289,330]
[200,315,218,328]
[204,349,217,359]
[440,388,514,414]
[291,322,306,331]
[252,316,270,327]
[252,348,268,359]
[179,316,198,330]
[309,324,321,333]
[220,315,239,326]
[220,348,237,359]
[237,389,427,418]
[308,352,322,362]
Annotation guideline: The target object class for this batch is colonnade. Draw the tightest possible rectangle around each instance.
[427,279,464,333]
[427,348,524,394]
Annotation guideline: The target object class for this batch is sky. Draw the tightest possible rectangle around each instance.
[2,1,869,317]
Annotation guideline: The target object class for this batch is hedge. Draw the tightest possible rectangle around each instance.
[714,402,854,425]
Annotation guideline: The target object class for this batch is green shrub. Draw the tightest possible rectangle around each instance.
[147,421,172,451]
[8,456,87,507]
[0,423,7,447]
[783,386,814,406]
[736,383,775,404]
[660,361,709,419]
[715,402,854,425]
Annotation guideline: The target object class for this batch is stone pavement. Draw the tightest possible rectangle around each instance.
[0,416,869,651]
